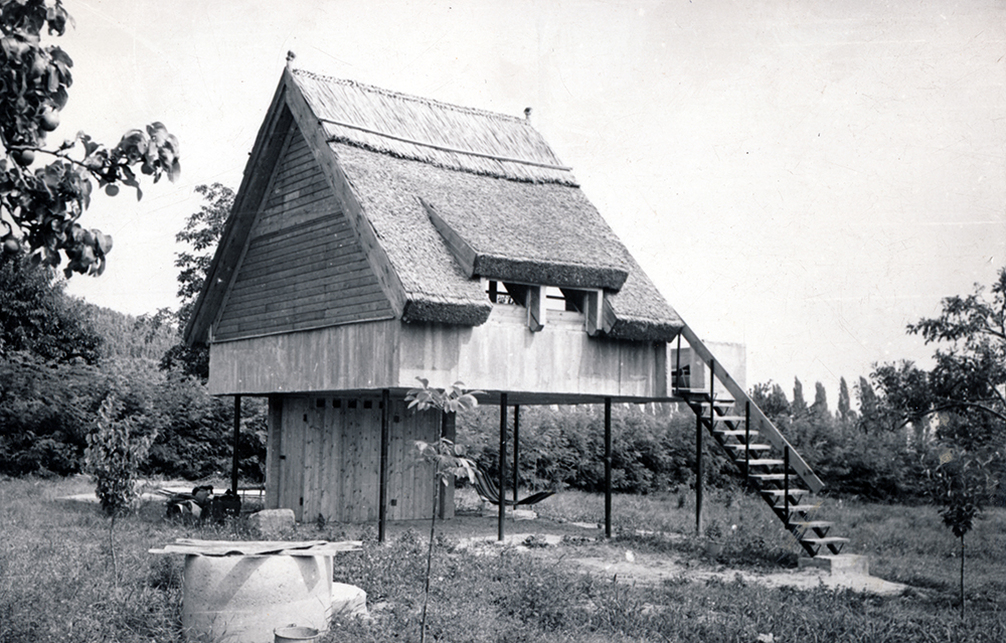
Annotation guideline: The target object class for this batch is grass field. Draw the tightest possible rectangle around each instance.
[1,476,1003,642]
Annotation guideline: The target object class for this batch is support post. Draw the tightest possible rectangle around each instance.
[695,409,703,536]
[231,395,241,495]
[498,393,507,542]
[744,400,751,489]
[604,397,612,539]
[378,389,390,543]
[513,405,520,507]
[440,411,456,520]
[784,445,791,527]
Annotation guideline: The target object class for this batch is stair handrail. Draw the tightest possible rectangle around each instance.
[678,325,824,494]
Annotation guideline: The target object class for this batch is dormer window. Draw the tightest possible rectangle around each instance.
[484,278,604,335]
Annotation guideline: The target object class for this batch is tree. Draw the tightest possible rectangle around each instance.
[837,376,852,422]
[0,0,179,276]
[0,251,100,363]
[791,377,807,416]
[84,392,156,583]
[750,380,790,419]
[159,183,233,378]
[871,267,1006,614]
[405,378,479,643]
[810,381,829,418]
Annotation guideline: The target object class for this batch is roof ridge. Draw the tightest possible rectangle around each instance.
[292,68,529,125]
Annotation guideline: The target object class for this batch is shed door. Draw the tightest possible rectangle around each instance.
[278,398,308,521]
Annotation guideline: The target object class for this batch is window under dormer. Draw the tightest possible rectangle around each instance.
[483,279,604,335]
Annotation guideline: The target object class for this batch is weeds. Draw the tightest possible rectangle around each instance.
[3,477,1005,643]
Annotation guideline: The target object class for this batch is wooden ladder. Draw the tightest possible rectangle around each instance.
[675,326,848,557]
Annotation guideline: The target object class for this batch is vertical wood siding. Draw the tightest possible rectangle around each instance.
[214,126,394,342]
[271,395,438,523]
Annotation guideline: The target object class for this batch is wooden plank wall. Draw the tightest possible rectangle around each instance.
[270,395,438,523]
[213,124,393,342]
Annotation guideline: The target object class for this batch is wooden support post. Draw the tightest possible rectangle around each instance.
[526,286,545,332]
[232,395,241,495]
[498,393,507,542]
[378,389,390,543]
[604,397,612,539]
[513,405,520,507]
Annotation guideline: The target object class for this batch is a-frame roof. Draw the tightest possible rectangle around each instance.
[185,67,683,346]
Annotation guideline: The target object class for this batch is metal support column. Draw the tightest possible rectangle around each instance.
[231,395,241,495]
[498,393,507,542]
[604,397,612,538]
[513,405,520,507]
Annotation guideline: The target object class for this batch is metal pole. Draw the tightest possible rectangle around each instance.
[378,389,390,543]
[744,400,751,489]
[695,410,703,536]
[784,445,791,527]
[231,395,241,495]
[604,397,612,539]
[513,405,520,507]
[498,393,507,542]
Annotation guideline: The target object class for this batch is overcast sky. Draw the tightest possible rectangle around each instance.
[56,0,1005,405]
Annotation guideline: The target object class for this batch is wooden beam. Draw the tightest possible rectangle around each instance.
[378,389,390,543]
[498,393,507,542]
[526,285,545,332]
[585,289,604,337]
[265,396,283,509]
[420,198,477,278]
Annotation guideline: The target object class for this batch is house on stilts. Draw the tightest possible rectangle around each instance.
[183,64,847,557]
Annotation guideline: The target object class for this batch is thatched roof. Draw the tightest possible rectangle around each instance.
[185,67,683,345]
[295,70,575,185]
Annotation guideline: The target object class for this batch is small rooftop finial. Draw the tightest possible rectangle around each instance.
[286,50,296,66]
[524,107,532,123]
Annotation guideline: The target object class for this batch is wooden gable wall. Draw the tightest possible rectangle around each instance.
[213,124,395,342]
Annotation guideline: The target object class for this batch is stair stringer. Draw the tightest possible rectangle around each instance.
[676,325,848,557]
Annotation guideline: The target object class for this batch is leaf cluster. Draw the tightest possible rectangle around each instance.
[0,0,180,276]
[84,392,156,516]
[405,377,481,414]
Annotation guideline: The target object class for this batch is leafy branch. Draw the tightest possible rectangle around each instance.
[0,0,180,277]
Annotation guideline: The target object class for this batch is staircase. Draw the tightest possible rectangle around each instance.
[674,326,848,557]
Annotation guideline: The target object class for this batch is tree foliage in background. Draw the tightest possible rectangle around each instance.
[0,251,100,363]
[158,182,234,379]
[0,0,179,276]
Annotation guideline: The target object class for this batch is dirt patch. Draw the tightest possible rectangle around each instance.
[454,526,909,597]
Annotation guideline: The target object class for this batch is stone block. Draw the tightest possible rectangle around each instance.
[248,509,296,538]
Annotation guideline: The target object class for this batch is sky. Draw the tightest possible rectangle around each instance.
[52,0,1005,405]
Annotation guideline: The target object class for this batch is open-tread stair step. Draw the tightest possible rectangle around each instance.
[674,328,848,558]
[724,443,772,452]
[714,430,760,438]
[781,504,822,513]
[705,415,746,423]
[789,520,834,530]
[762,489,810,497]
